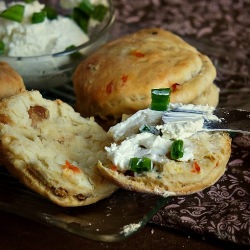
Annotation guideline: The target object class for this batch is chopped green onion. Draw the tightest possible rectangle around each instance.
[65,45,77,51]
[0,40,5,55]
[72,1,108,32]
[139,124,152,133]
[25,0,35,3]
[92,4,108,21]
[72,7,89,33]
[31,11,46,24]
[139,124,160,135]
[78,0,95,16]
[129,157,152,173]
[32,6,58,23]
[64,45,82,58]
[171,139,184,160]
[0,4,25,23]
[151,88,171,111]
[43,6,57,20]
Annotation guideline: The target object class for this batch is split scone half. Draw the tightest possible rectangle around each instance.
[97,107,231,196]
[0,91,118,207]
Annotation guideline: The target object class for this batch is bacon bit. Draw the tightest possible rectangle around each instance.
[110,165,118,171]
[62,160,81,173]
[171,83,180,92]
[121,74,128,84]
[192,161,201,173]
[215,161,219,167]
[106,81,113,94]
[131,51,145,58]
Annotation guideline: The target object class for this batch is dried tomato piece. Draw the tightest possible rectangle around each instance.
[121,74,128,83]
[191,161,201,173]
[62,160,81,173]
[28,105,49,127]
[106,81,114,94]
[171,83,180,92]
[131,51,145,58]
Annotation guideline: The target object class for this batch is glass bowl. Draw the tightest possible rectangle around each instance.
[0,0,115,90]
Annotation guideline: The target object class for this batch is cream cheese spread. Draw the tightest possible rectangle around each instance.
[0,1,89,56]
[106,103,220,172]
[159,103,220,139]
[108,109,164,142]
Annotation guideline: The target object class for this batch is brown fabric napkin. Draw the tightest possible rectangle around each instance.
[151,134,250,246]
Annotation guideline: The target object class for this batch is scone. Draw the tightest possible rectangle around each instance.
[0,91,118,207]
[97,107,231,196]
[192,83,219,107]
[73,28,217,122]
[0,61,25,99]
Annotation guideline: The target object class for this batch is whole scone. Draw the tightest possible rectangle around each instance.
[0,61,25,99]
[73,28,217,122]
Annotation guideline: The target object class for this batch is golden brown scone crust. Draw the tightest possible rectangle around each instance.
[98,132,231,196]
[0,61,25,99]
[192,83,219,107]
[73,28,216,121]
[0,91,117,207]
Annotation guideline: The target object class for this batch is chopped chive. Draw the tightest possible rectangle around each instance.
[31,11,46,24]
[0,40,5,55]
[170,139,184,160]
[0,4,25,23]
[129,157,152,173]
[150,88,171,111]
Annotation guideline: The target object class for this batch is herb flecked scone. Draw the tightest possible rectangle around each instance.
[73,28,219,122]
[0,91,118,207]
[97,106,232,197]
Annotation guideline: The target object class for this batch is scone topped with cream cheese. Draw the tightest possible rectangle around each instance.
[98,89,231,196]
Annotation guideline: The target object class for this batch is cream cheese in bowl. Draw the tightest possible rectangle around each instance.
[0,0,114,89]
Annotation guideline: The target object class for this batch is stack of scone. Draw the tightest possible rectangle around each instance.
[73,28,219,123]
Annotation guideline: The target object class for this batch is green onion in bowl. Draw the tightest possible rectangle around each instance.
[0,4,25,22]
[0,41,5,55]
[31,11,46,23]
[72,0,108,33]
